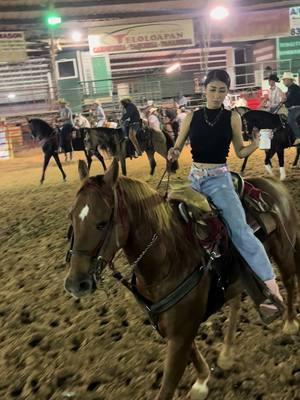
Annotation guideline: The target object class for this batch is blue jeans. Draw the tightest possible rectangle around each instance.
[288,106,300,139]
[189,167,274,281]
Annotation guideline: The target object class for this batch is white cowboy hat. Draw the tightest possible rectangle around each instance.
[282,72,295,80]
[57,98,68,104]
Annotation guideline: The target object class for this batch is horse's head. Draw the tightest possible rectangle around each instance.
[27,118,53,140]
[28,119,37,139]
[64,159,129,298]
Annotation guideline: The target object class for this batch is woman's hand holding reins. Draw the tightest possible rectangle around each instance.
[168,147,181,162]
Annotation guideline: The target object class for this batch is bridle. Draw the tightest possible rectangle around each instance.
[66,183,126,282]
[66,182,159,284]
[66,209,116,282]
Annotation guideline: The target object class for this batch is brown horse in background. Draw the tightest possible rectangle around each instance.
[64,159,300,400]
[84,125,178,176]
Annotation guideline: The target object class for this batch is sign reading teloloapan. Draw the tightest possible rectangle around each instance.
[289,7,300,36]
[88,20,195,55]
[0,32,27,63]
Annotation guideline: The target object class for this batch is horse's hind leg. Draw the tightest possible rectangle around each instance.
[217,296,240,370]
[292,145,300,167]
[291,235,300,324]
[189,341,210,400]
[94,150,107,171]
[40,152,52,184]
[155,337,193,400]
[53,152,66,181]
[272,245,299,334]
[146,150,156,175]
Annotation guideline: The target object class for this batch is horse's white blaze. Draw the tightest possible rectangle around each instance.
[79,204,89,221]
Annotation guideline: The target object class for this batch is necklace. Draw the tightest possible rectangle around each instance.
[203,106,223,127]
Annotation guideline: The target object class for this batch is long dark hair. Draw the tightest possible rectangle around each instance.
[204,69,231,88]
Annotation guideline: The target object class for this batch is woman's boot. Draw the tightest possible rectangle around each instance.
[259,278,284,324]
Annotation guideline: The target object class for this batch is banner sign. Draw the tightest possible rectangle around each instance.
[88,20,195,55]
[222,9,289,42]
[0,31,27,63]
[289,7,300,36]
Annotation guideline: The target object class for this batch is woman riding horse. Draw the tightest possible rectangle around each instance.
[168,69,283,321]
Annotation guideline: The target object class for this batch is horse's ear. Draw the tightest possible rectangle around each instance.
[78,160,89,181]
[103,158,119,186]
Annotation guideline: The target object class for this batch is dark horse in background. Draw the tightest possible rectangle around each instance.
[83,123,178,176]
[235,107,299,175]
[29,119,106,184]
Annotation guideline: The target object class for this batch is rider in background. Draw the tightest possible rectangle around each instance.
[168,69,283,323]
[282,71,300,145]
[147,107,161,131]
[266,74,285,113]
[120,98,142,156]
[57,99,73,161]
[92,100,106,127]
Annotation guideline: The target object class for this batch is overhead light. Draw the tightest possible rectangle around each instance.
[210,6,229,20]
[7,93,16,99]
[71,31,82,42]
[166,62,181,74]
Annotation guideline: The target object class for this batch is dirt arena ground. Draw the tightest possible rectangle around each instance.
[1,146,300,400]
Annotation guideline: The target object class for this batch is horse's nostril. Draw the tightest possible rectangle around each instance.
[79,280,92,292]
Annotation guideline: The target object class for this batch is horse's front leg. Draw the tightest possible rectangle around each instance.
[217,296,240,370]
[155,337,193,400]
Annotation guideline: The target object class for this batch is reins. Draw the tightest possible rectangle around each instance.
[156,161,172,199]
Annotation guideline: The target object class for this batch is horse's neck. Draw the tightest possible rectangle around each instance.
[122,193,200,288]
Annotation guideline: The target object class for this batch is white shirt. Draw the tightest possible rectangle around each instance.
[269,86,284,109]
[60,106,73,125]
[148,114,161,131]
[94,105,106,126]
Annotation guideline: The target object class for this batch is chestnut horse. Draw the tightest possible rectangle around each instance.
[64,160,300,400]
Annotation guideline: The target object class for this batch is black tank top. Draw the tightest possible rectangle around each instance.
[189,108,232,164]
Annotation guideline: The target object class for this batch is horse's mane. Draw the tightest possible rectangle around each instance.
[79,175,198,258]
[118,177,173,234]
[29,118,53,137]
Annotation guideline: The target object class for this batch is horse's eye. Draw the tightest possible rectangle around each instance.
[96,222,107,230]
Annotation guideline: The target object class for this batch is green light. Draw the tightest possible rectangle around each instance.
[47,14,62,26]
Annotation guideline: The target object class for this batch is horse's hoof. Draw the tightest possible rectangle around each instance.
[190,379,209,400]
[217,349,235,370]
[283,319,299,335]
[40,180,44,185]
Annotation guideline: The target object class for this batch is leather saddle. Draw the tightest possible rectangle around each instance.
[167,173,280,316]
[167,172,277,248]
